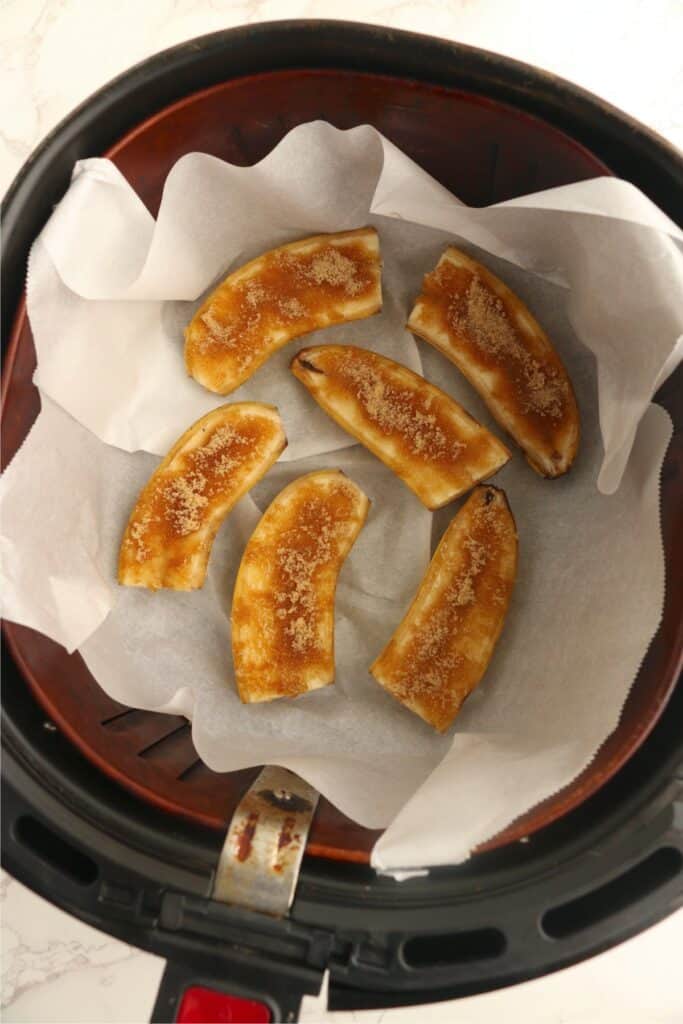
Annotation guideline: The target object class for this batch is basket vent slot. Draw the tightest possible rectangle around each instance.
[542,847,682,939]
[15,816,99,885]
[402,927,505,968]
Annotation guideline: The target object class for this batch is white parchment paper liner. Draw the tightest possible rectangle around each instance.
[1,123,681,871]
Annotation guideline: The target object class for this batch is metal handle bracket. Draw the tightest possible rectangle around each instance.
[212,765,319,916]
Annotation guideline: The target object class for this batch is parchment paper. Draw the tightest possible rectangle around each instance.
[1,123,681,870]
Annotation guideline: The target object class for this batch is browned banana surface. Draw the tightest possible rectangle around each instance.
[185,227,382,394]
[232,470,369,703]
[371,485,517,732]
[119,403,286,590]
[408,246,579,477]
[291,344,510,509]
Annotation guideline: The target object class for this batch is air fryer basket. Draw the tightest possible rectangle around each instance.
[2,21,682,1021]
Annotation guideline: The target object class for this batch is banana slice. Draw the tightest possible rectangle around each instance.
[291,345,510,509]
[119,403,286,591]
[408,246,579,477]
[185,227,382,395]
[371,485,517,732]
[232,470,369,703]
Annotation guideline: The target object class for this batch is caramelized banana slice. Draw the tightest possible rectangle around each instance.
[291,345,510,509]
[371,485,517,732]
[185,227,382,394]
[408,246,579,477]
[232,470,369,703]
[119,404,286,590]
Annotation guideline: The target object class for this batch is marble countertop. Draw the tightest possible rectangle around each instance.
[3,870,683,1023]
[2,1,682,1021]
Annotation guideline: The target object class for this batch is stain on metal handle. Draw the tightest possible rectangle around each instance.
[212,766,319,915]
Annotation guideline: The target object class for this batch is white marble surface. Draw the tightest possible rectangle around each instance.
[1,0,682,195]
[1,0,682,1021]
[2,868,683,1023]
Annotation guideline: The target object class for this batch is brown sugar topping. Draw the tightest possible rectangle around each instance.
[128,514,152,563]
[278,297,306,319]
[199,309,238,351]
[442,272,566,420]
[192,424,252,478]
[231,472,367,702]
[276,244,366,294]
[334,352,465,461]
[393,608,464,707]
[270,482,356,660]
[128,420,268,558]
[304,248,364,294]
[244,281,268,306]
[391,492,504,705]
[194,240,375,369]
[163,472,210,536]
[275,502,336,656]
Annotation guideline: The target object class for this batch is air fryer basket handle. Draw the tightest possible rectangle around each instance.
[1,771,322,1024]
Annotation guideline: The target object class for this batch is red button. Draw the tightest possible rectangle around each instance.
[176,986,271,1023]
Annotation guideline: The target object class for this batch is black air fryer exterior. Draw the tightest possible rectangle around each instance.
[2,22,682,1022]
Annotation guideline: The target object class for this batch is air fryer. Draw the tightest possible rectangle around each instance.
[2,21,682,1023]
